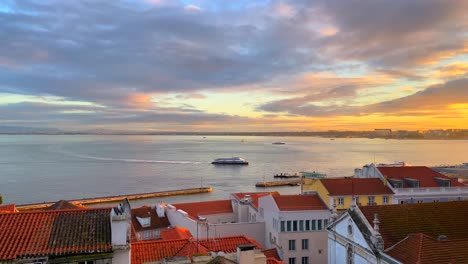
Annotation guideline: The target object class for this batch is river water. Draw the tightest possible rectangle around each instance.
[0,135,466,205]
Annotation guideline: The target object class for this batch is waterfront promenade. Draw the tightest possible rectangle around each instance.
[16,187,212,211]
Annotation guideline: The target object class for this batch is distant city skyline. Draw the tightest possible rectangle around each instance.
[0,0,467,131]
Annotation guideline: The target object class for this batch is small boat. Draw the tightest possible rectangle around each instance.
[212,157,249,165]
[272,142,286,145]
[274,173,300,178]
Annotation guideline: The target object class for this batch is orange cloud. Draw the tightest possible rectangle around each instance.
[126,93,154,108]
[434,62,468,79]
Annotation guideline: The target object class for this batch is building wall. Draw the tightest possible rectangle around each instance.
[280,231,328,264]
[166,206,266,246]
[329,195,392,211]
[302,179,331,208]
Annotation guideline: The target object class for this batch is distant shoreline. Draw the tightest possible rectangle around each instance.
[0,132,467,140]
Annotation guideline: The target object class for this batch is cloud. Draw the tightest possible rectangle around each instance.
[0,0,466,130]
[260,78,468,117]
[184,5,202,12]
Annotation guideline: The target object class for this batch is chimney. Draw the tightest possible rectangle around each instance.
[237,245,256,264]
[110,199,131,264]
[156,202,166,218]
[110,199,131,247]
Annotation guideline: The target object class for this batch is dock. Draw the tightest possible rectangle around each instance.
[255,180,301,187]
[16,187,213,211]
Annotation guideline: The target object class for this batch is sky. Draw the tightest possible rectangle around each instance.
[0,0,467,132]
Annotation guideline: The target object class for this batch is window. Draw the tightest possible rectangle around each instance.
[368,196,375,205]
[338,197,344,205]
[305,220,310,231]
[287,221,292,232]
[144,231,150,238]
[301,239,309,250]
[383,196,389,204]
[299,220,304,231]
[317,219,322,230]
[324,219,328,227]
[288,258,296,264]
[301,257,309,264]
[153,230,160,237]
[288,240,296,250]
[312,220,316,230]
[260,207,264,217]
[293,220,298,231]
[355,196,360,205]
[281,221,286,232]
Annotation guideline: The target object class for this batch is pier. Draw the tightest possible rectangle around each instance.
[16,187,212,211]
[255,180,301,187]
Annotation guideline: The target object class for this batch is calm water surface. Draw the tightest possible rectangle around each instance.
[0,135,467,205]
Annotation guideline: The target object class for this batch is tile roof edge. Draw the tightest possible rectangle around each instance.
[2,207,113,215]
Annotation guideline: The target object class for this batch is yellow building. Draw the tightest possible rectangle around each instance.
[302,178,394,210]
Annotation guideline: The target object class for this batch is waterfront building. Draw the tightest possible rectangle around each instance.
[0,203,18,213]
[0,202,132,264]
[354,163,468,204]
[302,178,394,210]
[327,200,468,264]
[259,194,330,264]
[131,202,171,241]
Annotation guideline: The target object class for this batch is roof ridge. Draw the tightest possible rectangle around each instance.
[1,207,112,215]
[131,238,189,245]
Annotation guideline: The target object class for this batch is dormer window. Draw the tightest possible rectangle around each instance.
[388,178,403,188]
[136,216,151,227]
[434,177,451,187]
[404,178,419,188]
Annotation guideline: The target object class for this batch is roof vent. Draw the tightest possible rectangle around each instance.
[437,235,448,241]
[156,202,165,218]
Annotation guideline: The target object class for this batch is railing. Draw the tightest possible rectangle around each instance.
[393,187,468,194]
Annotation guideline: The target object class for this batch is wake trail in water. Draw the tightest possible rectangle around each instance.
[59,150,205,164]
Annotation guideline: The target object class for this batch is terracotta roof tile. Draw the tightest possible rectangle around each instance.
[161,226,193,240]
[132,239,195,264]
[262,248,280,261]
[0,208,112,260]
[131,205,170,232]
[386,233,468,264]
[131,235,262,264]
[267,258,285,264]
[172,200,233,218]
[272,194,328,211]
[232,192,280,209]
[377,166,465,188]
[320,178,394,196]
[199,235,262,252]
[0,204,18,213]
[360,201,468,249]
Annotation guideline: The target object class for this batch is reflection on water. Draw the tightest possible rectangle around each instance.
[0,135,467,204]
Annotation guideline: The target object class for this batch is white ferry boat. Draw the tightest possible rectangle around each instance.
[211,157,249,165]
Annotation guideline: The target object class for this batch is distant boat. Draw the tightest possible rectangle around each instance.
[301,171,327,179]
[274,173,300,178]
[212,157,249,165]
[272,142,286,145]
